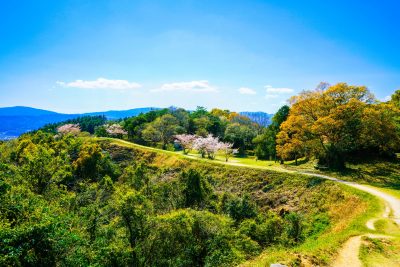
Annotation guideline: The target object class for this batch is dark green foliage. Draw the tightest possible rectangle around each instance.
[1,223,58,266]
[180,169,211,208]
[239,213,283,246]
[41,115,107,134]
[123,109,169,142]
[283,212,305,245]
[224,123,257,155]
[219,193,257,222]
[253,127,277,160]
[253,105,289,160]
[94,124,108,137]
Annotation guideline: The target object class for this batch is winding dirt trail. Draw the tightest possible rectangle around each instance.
[300,172,400,225]
[299,172,400,267]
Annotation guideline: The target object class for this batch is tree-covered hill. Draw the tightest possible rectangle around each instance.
[0,130,376,266]
[0,106,272,140]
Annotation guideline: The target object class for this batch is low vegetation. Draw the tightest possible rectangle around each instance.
[360,237,400,266]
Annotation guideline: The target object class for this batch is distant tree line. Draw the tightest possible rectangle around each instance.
[41,115,107,134]
[37,83,400,170]
[121,107,263,155]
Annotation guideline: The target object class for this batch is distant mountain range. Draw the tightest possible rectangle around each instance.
[0,106,273,140]
[0,106,158,140]
[239,111,273,127]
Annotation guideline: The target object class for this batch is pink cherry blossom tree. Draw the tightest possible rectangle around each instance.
[193,134,220,159]
[175,134,239,161]
[106,124,127,138]
[192,136,207,158]
[204,134,221,159]
[174,134,197,154]
[57,124,81,136]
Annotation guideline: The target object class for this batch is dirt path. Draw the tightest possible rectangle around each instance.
[299,172,400,226]
[331,236,363,267]
[299,172,400,267]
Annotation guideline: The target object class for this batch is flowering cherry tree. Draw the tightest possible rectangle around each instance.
[193,134,221,159]
[106,124,128,138]
[192,136,207,158]
[174,134,197,154]
[218,142,238,162]
[204,134,221,159]
[175,133,239,161]
[57,124,81,136]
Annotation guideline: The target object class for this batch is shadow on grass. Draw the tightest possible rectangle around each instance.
[320,159,400,190]
[287,155,400,190]
[286,158,310,166]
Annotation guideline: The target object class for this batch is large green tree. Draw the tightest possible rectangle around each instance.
[142,114,184,149]
[253,105,289,160]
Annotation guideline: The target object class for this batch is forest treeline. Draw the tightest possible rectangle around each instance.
[41,82,400,170]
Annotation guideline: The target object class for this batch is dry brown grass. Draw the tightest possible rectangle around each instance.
[329,195,368,233]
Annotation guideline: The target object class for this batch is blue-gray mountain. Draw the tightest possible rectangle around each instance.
[0,106,159,139]
[0,106,272,139]
[239,112,273,127]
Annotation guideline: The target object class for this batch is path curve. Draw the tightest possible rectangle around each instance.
[299,172,400,226]
[299,172,400,267]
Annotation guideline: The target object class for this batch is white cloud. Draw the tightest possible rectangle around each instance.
[383,95,391,101]
[265,85,294,94]
[265,94,279,99]
[152,80,217,93]
[56,78,141,90]
[238,87,256,95]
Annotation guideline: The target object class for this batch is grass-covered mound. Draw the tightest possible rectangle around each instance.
[0,133,378,266]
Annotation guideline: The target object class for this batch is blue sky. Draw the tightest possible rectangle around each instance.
[0,0,399,113]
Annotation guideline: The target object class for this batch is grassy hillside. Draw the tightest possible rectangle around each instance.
[98,138,381,266]
[0,132,385,266]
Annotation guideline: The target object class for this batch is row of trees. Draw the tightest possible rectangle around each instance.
[45,83,400,169]
[122,107,260,153]
[42,115,107,134]
[57,123,127,138]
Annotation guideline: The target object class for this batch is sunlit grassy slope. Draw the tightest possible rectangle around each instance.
[95,138,386,266]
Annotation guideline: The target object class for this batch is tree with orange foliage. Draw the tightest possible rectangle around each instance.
[277,83,400,169]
